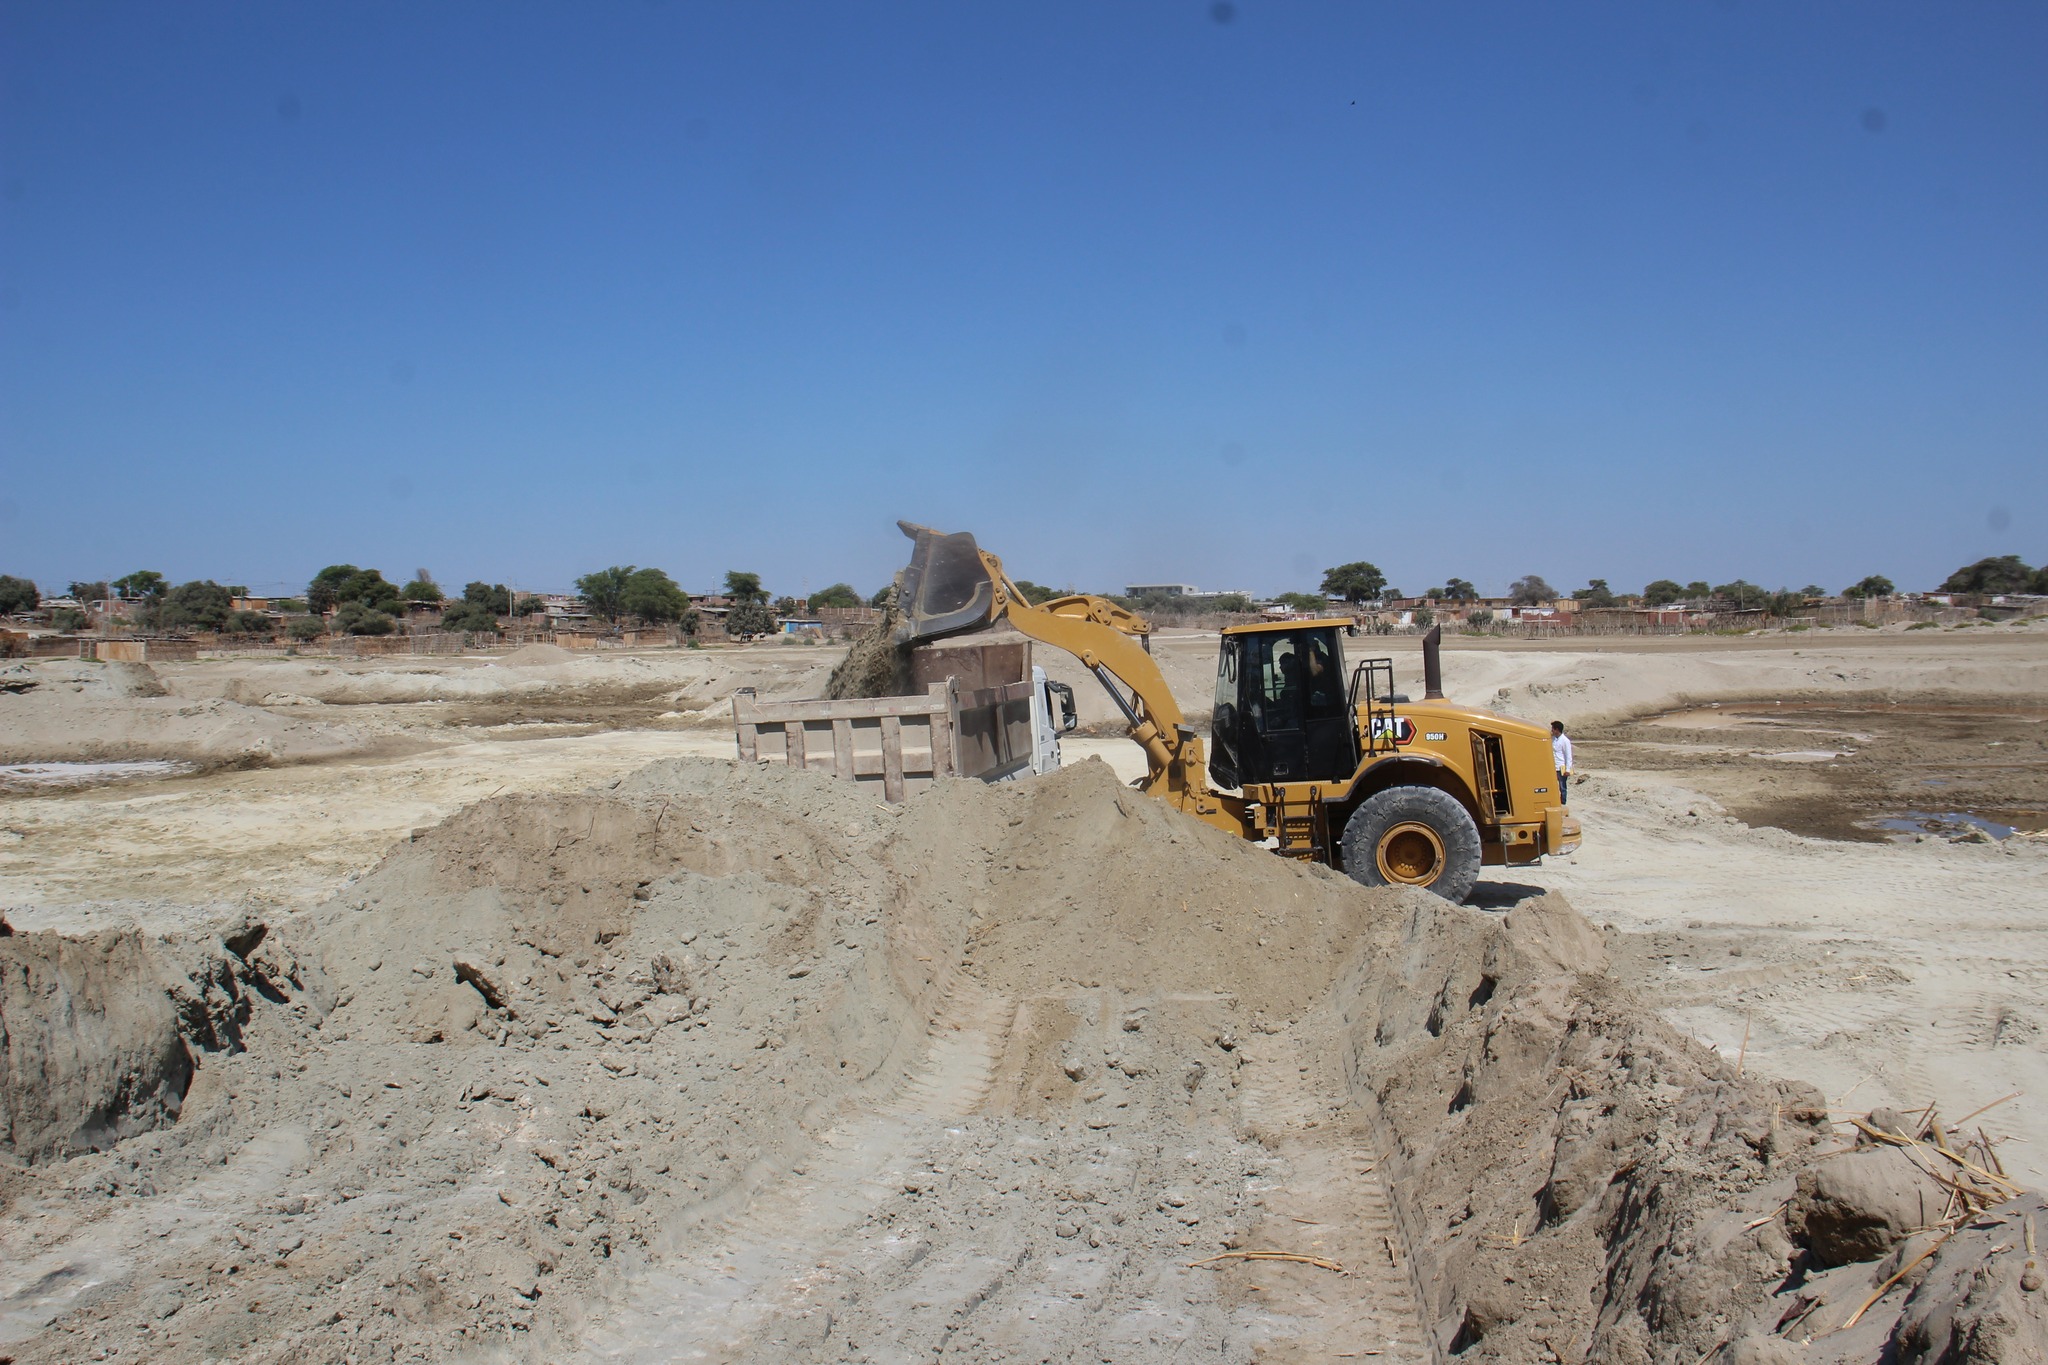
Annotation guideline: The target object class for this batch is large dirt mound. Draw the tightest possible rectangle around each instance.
[0,661,368,765]
[1,758,2038,1364]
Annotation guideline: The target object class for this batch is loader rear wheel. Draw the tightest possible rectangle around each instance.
[1341,786,1482,903]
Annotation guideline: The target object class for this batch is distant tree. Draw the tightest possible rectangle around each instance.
[113,570,166,602]
[274,598,308,614]
[724,602,775,639]
[461,581,512,615]
[1209,593,1255,613]
[334,601,397,635]
[1274,592,1326,613]
[724,570,767,605]
[575,567,633,622]
[1642,579,1686,606]
[621,568,691,624]
[1685,580,1711,599]
[1439,578,1478,602]
[309,565,401,615]
[307,565,358,613]
[51,606,88,632]
[869,585,896,608]
[1798,585,1827,599]
[156,580,233,631]
[0,575,38,615]
[401,570,443,603]
[69,580,109,604]
[1320,562,1387,605]
[1010,580,1061,606]
[512,595,547,618]
[806,582,861,610]
[1941,555,2033,596]
[1767,589,1809,618]
[1713,580,1769,610]
[222,610,275,637]
[772,595,803,616]
[1425,587,1444,602]
[1468,609,1495,628]
[1843,575,1895,599]
[287,616,327,643]
[1413,607,1435,628]
[1572,579,1616,608]
[1508,574,1556,606]
[440,600,501,633]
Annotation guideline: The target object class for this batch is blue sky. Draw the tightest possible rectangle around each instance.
[3,2,2043,600]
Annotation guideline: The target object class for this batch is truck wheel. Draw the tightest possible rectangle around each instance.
[1341,786,1482,903]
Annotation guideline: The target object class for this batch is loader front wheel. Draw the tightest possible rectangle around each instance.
[1341,786,1482,903]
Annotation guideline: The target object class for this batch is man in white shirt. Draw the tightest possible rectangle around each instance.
[1551,721,1574,804]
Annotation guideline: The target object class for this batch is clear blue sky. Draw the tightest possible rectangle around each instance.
[3,2,2043,600]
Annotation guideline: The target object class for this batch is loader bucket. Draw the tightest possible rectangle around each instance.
[894,520,999,645]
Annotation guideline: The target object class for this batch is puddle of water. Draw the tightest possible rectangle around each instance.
[0,761,198,793]
[1868,810,2017,842]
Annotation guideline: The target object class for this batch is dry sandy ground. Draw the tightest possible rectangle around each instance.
[6,627,2045,1178]
[2,626,2046,1361]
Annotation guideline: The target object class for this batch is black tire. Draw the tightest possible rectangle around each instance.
[1340,785,1482,903]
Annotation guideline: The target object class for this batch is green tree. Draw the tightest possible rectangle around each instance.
[287,616,327,642]
[1572,579,1616,608]
[808,582,863,610]
[51,606,88,632]
[1941,555,2033,595]
[157,580,234,631]
[1844,575,1895,599]
[68,580,109,604]
[575,567,634,622]
[309,565,401,614]
[334,601,397,635]
[1685,581,1711,599]
[1713,580,1768,610]
[1439,578,1478,602]
[724,570,767,605]
[1009,580,1061,606]
[0,575,38,615]
[1320,562,1387,604]
[868,585,895,609]
[401,569,443,603]
[461,581,511,615]
[440,600,501,633]
[113,570,166,602]
[1208,593,1255,613]
[1642,579,1685,606]
[512,595,547,618]
[222,610,275,637]
[1508,574,1556,606]
[621,568,691,624]
[724,602,775,639]
[1413,607,1435,628]
[1274,592,1325,613]
[772,595,803,616]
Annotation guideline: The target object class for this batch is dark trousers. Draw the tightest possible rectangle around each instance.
[1557,770,1569,804]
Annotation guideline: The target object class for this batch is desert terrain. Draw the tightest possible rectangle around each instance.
[3,622,2045,1362]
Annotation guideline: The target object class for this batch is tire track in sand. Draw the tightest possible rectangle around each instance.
[1229,1027,1434,1364]
[581,980,1014,1363]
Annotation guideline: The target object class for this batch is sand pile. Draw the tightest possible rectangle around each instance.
[0,661,368,766]
[1,758,2039,1363]
[824,603,908,699]
[495,643,576,668]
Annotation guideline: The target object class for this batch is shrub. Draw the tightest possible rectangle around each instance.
[287,616,326,642]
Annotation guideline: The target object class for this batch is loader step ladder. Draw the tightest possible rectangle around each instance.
[1272,784,1331,861]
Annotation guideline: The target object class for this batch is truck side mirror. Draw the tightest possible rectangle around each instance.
[1050,681,1078,732]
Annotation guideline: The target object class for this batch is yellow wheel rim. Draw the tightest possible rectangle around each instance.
[1377,821,1445,885]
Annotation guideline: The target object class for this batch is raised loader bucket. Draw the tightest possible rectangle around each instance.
[894,520,999,646]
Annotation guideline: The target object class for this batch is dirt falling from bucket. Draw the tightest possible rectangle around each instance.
[824,602,910,699]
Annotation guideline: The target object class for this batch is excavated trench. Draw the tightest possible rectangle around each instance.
[1,758,2041,1364]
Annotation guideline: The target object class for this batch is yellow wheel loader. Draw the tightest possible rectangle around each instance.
[895,522,1580,901]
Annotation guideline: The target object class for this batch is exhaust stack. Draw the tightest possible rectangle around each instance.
[1422,624,1444,700]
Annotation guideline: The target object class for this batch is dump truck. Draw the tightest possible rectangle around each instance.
[894,521,1580,901]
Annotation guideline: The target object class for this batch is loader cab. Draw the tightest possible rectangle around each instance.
[1210,622,1358,790]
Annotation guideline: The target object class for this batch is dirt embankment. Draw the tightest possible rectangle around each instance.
[1,760,2040,1363]
[0,662,369,767]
